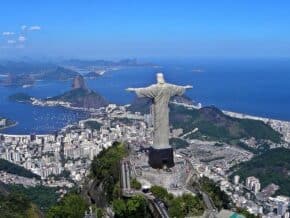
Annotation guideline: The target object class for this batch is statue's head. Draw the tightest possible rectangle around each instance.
[156,73,165,84]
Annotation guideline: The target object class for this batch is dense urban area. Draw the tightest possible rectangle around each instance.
[1,94,290,217]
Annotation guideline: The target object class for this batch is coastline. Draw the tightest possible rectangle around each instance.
[172,102,290,143]
[2,100,290,143]
[223,110,290,143]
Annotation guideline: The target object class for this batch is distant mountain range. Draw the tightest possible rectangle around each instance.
[0,64,80,86]
[63,58,154,67]
[0,61,55,75]
[0,73,35,87]
[36,66,79,81]
[0,59,155,86]
[0,58,153,75]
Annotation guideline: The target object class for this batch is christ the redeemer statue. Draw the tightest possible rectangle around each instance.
[127,73,192,168]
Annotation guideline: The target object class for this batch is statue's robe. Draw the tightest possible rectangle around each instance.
[135,83,185,149]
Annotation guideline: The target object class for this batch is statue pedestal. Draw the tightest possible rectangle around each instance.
[148,147,174,169]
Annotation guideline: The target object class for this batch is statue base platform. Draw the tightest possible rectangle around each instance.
[148,147,174,169]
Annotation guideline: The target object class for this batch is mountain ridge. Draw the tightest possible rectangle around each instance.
[48,75,108,108]
[128,97,282,143]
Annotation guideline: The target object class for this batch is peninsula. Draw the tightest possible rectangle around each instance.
[9,75,108,110]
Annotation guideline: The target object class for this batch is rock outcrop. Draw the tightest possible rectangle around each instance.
[72,75,87,89]
[49,75,108,109]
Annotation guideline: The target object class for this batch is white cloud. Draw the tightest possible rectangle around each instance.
[21,25,27,31]
[18,36,26,42]
[28,26,41,31]
[2,32,15,36]
[21,25,41,31]
[7,40,16,44]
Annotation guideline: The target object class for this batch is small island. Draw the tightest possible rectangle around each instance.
[84,71,103,79]
[8,93,32,103]
[0,117,17,130]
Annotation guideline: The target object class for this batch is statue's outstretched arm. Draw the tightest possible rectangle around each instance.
[126,88,138,92]
[126,86,157,98]
[169,84,192,96]
[183,85,193,89]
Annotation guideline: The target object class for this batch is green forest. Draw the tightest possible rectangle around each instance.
[170,105,281,143]
[150,185,205,217]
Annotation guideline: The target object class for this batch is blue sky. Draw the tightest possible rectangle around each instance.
[1,0,290,59]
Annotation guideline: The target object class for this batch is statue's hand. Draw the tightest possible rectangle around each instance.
[126,88,136,92]
[184,85,193,89]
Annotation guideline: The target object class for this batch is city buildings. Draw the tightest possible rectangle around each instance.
[0,102,289,217]
[246,176,261,194]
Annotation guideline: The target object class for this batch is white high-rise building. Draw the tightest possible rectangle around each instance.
[253,182,261,194]
[246,176,261,194]
[234,175,240,185]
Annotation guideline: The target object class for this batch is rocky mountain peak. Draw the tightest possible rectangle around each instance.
[72,75,87,89]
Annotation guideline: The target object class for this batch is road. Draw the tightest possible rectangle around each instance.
[120,158,170,218]
[184,156,218,218]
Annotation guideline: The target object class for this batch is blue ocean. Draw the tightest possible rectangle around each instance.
[1,58,290,134]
